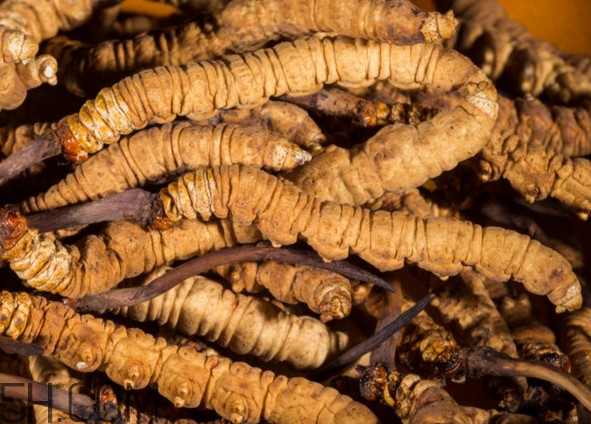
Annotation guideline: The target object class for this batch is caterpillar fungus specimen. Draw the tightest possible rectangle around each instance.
[0,208,262,298]
[20,122,310,214]
[478,95,591,219]
[45,0,458,97]
[0,34,497,187]
[434,0,591,104]
[109,266,352,370]
[156,164,582,313]
[0,290,379,424]
[0,0,115,109]
[213,260,354,322]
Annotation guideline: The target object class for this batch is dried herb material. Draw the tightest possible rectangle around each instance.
[560,306,591,387]
[156,165,582,312]
[478,96,591,219]
[0,208,260,297]
[0,290,379,424]
[0,35,496,186]
[21,122,310,214]
[435,0,591,103]
[214,261,354,321]
[46,0,457,97]
[109,267,352,370]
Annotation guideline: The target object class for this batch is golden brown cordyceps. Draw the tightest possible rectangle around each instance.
[0,290,379,424]
[0,0,112,108]
[156,165,582,313]
[20,122,310,214]
[434,0,591,103]
[0,34,497,186]
[110,267,352,369]
[45,0,457,97]
[214,261,353,321]
[0,208,260,297]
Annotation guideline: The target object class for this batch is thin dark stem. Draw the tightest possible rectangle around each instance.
[26,189,157,232]
[461,346,591,412]
[0,372,117,422]
[308,293,435,381]
[368,289,402,370]
[0,131,61,186]
[0,335,43,355]
[72,244,394,312]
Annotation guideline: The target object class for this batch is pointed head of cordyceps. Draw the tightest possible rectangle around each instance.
[0,206,27,252]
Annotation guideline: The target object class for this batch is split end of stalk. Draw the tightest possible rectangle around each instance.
[150,196,174,231]
[0,206,27,251]
[58,121,88,163]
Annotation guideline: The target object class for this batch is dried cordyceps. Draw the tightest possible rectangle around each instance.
[280,46,497,205]
[0,290,379,424]
[20,122,310,214]
[424,268,527,411]
[395,297,460,378]
[492,97,591,158]
[200,100,326,150]
[0,55,58,111]
[0,122,57,157]
[359,366,549,424]
[492,287,574,420]
[360,367,480,423]
[0,34,497,186]
[109,267,352,369]
[435,0,591,103]
[0,207,260,297]
[559,306,591,388]
[45,0,457,97]
[478,95,591,219]
[157,164,582,312]
[214,261,353,321]
[0,0,117,108]
[2,0,591,420]
[27,355,85,424]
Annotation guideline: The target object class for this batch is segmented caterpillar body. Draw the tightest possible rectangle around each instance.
[111,267,351,369]
[158,165,582,313]
[0,290,379,424]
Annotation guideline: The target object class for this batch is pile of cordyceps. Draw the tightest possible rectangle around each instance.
[0,0,590,422]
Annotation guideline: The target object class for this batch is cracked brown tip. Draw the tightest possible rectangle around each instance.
[150,196,174,231]
[58,121,88,163]
[0,206,27,251]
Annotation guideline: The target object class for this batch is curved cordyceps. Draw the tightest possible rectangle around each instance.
[214,261,353,321]
[20,122,310,214]
[396,301,461,378]
[0,54,58,111]
[561,307,591,387]
[281,43,497,205]
[110,267,351,369]
[0,0,96,40]
[61,34,495,162]
[479,96,591,220]
[360,369,474,422]
[45,0,457,97]
[497,293,569,369]
[0,0,112,109]
[0,208,260,297]
[501,97,591,158]
[157,165,582,313]
[0,290,379,423]
[434,0,591,103]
